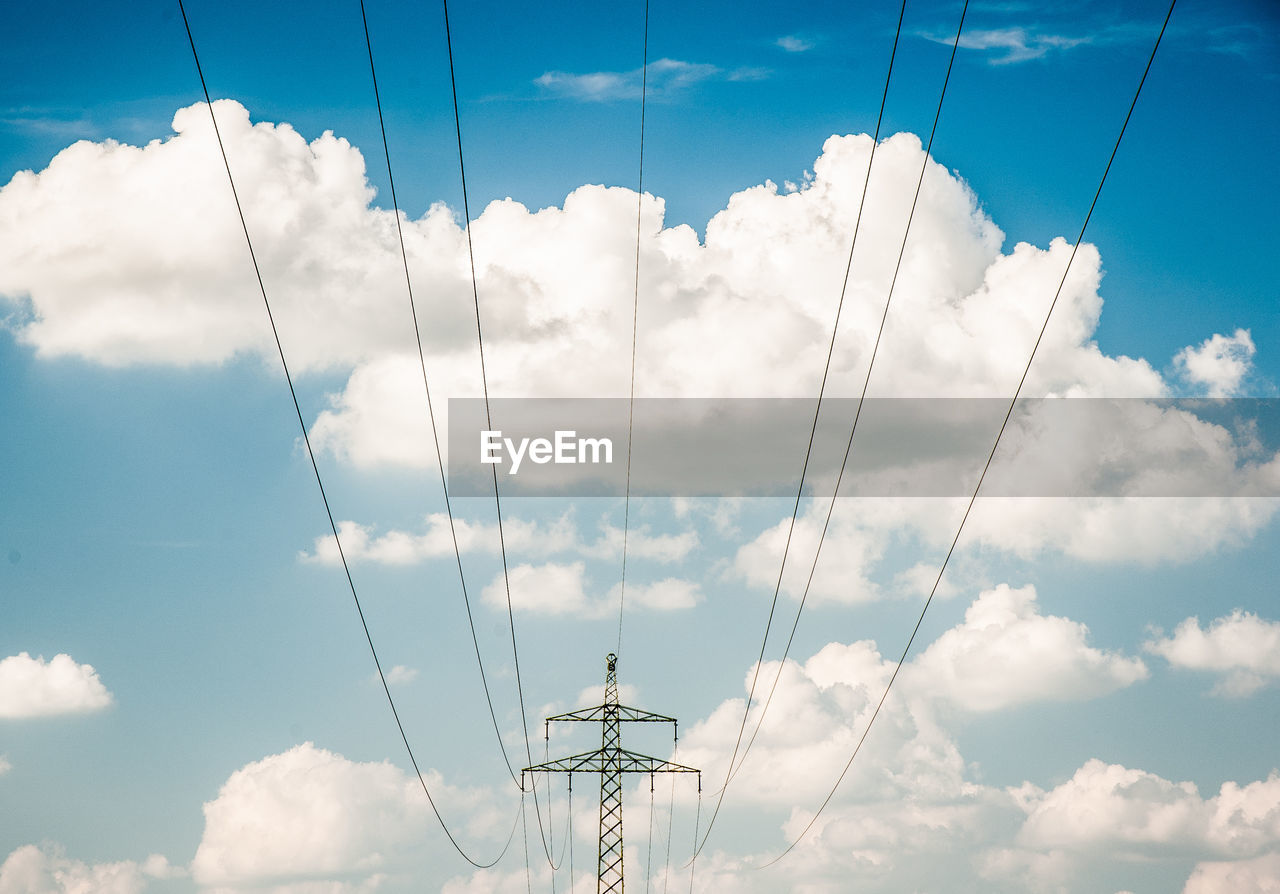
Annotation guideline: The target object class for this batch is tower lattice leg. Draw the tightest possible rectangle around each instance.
[598,653,624,893]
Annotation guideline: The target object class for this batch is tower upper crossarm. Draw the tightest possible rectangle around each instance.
[523,747,700,777]
[545,704,677,725]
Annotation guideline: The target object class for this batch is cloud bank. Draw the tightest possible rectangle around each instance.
[0,845,177,894]
[192,742,479,892]
[0,652,113,719]
[909,584,1148,711]
[1175,328,1257,396]
[1145,609,1280,696]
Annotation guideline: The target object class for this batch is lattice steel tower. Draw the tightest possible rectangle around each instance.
[523,653,700,893]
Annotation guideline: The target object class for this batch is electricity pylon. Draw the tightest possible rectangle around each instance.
[523,653,700,893]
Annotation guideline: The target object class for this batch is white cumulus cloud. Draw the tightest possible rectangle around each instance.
[1,109,1174,404]
[732,498,892,605]
[679,640,965,809]
[191,742,501,892]
[0,844,177,894]
[1145,610,1280,697]
[477,559,700,618]
[382,665,418,686]
[480,560,591,616]
[606,577,702,611]
[976,847,1076,894]
[0,101,429,371]
[299,511,695,567]
[0,652,113,718]
[907,584,1148,712]
[1015,759,1280,859]
[3,103,1275,574]
[1184,852,1280,893]
[1016,759,1208,852]
[1175,328,1256,396]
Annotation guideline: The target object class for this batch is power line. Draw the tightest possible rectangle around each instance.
[439,0,557,865]
[355,0,521,788]
[687,788,702,893]
[691,0,909,856]
[539,734,570,876]
[646,777,656,893]
[541,730,557,893]
[763,0,1178,865]
[661,763,676,893]
[554,779,573,870]
[176,0,517,869]
[617,0,652,661]
[727,0,970,794]
[521,794,532,894]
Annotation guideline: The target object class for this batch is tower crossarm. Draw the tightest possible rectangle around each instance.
[545,704,678,728]
[615,705,677,725]
[523,747,700,779]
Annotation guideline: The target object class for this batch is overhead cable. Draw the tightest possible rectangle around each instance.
[439,0,557,865]
[356,0,521,787]
[728,0,971,793]
[617,0,652,661]
[662,766,676,892]
[177,0,519,869]
[763,0,1179,865]
[690,0,909,857]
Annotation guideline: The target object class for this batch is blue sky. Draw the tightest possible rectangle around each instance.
[2,1,1279,892]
